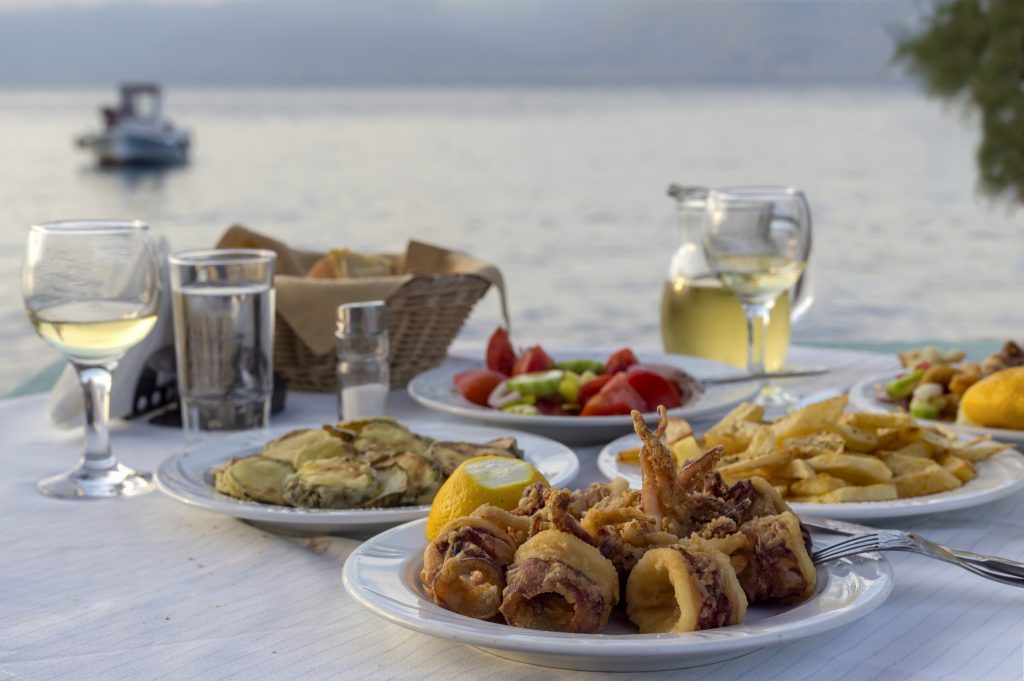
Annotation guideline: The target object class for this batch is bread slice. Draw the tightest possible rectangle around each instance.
[307,248,394,279]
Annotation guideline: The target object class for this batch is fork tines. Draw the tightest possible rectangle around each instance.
[811,533,885,564]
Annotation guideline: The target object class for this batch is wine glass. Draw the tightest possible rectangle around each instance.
[23,220,161,499]
[703,187,812,407]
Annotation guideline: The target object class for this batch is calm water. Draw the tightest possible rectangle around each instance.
[1,86,1021,392]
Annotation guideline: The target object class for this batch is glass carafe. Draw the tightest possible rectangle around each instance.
[660,185,814,371]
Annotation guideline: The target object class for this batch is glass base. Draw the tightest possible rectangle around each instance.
[752,382,801,409]
[38,459,154,500]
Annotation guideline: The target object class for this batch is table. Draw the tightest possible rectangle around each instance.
[2,346,1023,681]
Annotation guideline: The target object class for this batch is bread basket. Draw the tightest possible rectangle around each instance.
[217,226,507,391]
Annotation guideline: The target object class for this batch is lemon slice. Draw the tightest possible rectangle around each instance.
[425,456,547,539]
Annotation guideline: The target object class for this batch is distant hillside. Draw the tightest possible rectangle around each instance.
[0,0,919,86]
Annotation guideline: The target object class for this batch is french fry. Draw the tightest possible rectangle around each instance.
[806,452,893,485]
[790,474,850,496]
[826,421,879,453]
[671,436,703,465]
[819,484,899,503]
[617,447,641,464]
[892,465,962,498]
[617,435,704,468]
[875,425,925,450]
[744,427,777,457]
[882,453,938,476]
[891,441,933,458]
[776,458,817,480]
[718,449,793,477]
[952,442,1014,462]
[842,412,912,431]
[939,453,976,483]
[704,420,766,455]
[770,395,848,440]
[782,431,846,458]
[663,418,694,445]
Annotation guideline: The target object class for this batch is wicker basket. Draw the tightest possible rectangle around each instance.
[274,273,492,392]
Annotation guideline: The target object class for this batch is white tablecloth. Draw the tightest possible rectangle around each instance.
[3,346,1023,681]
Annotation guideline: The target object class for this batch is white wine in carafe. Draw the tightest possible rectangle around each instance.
[660,277,790,371]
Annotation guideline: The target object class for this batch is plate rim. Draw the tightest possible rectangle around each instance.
[848,368,1024,443]
[342,517,894,660]
[154,420,580,527]
[596,432,1024,520]
[408,349,759,427]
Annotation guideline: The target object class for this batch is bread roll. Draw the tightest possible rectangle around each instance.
[306,248,395,279]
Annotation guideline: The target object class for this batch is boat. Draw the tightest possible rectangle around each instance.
[76,83,190,166]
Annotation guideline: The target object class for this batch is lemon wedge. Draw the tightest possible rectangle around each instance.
[425,456,547,539]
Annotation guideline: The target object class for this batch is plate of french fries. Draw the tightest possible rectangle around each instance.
[597,395,1024,520]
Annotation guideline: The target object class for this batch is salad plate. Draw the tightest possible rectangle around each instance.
[848,369,1024,447]
[408,350,758,443]
[342,518,894,672]
[598,432,1024,521]
[155,421,579,536]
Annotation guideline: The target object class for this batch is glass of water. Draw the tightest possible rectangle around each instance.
[168,249,276,443]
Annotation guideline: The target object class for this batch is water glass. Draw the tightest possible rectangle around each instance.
[168,249,276,443]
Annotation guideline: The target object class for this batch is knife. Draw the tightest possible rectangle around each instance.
[800,515,1024,578]
[700,367,829,385]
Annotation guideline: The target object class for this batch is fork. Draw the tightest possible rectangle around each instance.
[811,531,1024,588]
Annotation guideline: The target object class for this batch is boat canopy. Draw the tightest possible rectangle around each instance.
[117,82,163,121]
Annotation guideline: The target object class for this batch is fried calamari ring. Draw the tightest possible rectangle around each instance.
[625,545,747,633]
[499,529,619,633]
[735,511,816,603]
[420,515,517,620]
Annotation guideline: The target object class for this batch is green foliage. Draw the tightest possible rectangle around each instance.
[893,0,1024,202]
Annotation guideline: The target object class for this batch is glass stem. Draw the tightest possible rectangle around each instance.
[742,301,774,377]
[75,362,117,471]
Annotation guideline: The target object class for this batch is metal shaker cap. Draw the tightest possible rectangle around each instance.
[337,301,387,335]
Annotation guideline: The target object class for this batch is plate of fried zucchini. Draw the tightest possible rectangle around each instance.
[155,417,579,535]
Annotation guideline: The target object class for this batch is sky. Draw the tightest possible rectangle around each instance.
[0,0,920,86]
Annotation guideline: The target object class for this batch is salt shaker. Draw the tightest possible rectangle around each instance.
[336,301,390,420]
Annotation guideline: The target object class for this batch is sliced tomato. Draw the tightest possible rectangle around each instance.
[580,373,647,416]
[577,374,613,407]
[486,327,517,376]
[512,345,554,375]
[535,396,570,416]
[625,367,682,411]
[604,347,639,374]
[454,369,507,406]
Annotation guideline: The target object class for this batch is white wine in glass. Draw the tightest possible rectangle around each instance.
[23,220,161,499]
[703,188,812,407]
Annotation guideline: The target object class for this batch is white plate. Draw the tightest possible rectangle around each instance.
[342,518,894,672]
[598,433,1024,521]
[849,369,1024,446]
[155,421,579,536]
[408,350,759,443]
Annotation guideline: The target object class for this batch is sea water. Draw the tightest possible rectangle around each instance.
[2,86,1022,392]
